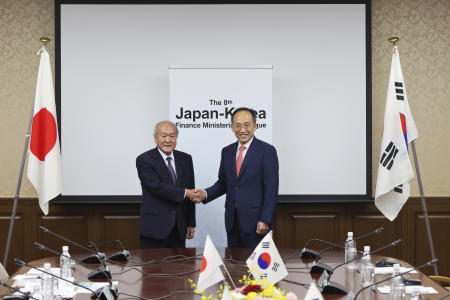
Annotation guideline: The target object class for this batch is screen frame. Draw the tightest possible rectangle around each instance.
[54,0,372,204]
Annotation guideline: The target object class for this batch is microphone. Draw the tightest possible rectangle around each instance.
[310,227,385,274]
[13,258,117,300]
[0,280,38,300]
[34,242,111,281]
[84,240,130,262]
[300,238,346,259]
[318,239,402,294]
[352,258,439,300]
[39,226,106,264]
[302,227,384,259]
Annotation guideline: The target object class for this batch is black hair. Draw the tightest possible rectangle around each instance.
[231,107,257,123]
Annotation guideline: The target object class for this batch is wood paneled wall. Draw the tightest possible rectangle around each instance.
[1,197,449,276]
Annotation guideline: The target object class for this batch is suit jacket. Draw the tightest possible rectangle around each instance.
[136,148,195,240]
[205,137,279,234]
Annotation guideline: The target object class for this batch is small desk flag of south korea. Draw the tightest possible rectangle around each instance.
[27,47,63,215]
[246,231,288,284]
[375,45,418,221]
[304,281,324,300]
[197,234,224,291]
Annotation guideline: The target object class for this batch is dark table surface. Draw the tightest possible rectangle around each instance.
[2,248,448,299]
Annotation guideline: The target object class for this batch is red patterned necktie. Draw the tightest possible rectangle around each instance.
[236,145,246,177]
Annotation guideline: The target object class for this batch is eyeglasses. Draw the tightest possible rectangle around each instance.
[232,123,253,130]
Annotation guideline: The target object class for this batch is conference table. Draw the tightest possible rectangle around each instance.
[2,248,448,299]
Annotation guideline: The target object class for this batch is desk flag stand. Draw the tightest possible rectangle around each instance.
[388,37,438,276]
[2,37,51,268]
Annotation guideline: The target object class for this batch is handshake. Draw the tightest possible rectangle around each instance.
[186,189,207,203]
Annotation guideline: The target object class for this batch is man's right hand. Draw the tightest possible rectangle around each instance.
[186,189,206,203]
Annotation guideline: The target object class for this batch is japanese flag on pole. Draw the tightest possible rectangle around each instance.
[246,231,288,284]
[375,46,418,221]
[197,234,224,291]
[27,48,63,215]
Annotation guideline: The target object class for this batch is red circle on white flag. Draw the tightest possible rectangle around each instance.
[200,257,207,273]
[30,108,57,161]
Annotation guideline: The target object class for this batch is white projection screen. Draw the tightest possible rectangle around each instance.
[56,1,372,205]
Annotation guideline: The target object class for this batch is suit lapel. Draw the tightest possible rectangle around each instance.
[229,142,239,180]
[173,151,184,187]
[151,148,175,184]
[238,137,258,178]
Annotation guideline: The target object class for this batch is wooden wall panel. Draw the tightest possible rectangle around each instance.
[102,215,140,250]
[351,214,402,258]
[38,216,87,257]
[0,197,448,277]
[414,213,450,276]
[290,214,340,249]
[0,215,24,270]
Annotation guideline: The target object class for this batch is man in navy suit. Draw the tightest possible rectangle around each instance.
[136,121,197,248]
[195,108,279,247]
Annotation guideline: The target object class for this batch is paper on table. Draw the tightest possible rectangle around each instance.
[377,286,438,294]
[76,281,119,294]
[374,267,417,275]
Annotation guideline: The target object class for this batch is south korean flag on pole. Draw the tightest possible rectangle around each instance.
[375,45,418,221]
[246,231,288,284]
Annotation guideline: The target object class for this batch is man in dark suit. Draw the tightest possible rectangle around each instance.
[136,121,197,248]
[195,108,279,247]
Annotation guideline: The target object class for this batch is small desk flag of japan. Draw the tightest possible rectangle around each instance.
[197,234,224,291]
[375,45,418,221]
[246,231,288,284]
[27,48,63,215]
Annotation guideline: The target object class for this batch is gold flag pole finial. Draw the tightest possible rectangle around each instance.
[40,37,51,46]
[388,37,399,52]
[388,37,399,45]
[38,37,51,54]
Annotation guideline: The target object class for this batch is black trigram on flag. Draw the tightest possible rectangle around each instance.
[395,82,404,101]
[380,141,399,170]
[250,251,256,260]
[272,262,280,272]
[259,273,268,279]
[262,242,270,249]
[393,184,403,194]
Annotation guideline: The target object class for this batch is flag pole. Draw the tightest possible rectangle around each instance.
[411,141,438,275]
[2,37,50,268]
[387,37,438,276]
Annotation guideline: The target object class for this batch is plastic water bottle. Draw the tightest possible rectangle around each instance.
[390,264,402,300]
[40,263,54,300]
[345,232,357,269]
[59,245,74,294]
[60,246,72,280]
[360,246,374,286]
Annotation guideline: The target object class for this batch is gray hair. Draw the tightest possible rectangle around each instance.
[153,120,179,137]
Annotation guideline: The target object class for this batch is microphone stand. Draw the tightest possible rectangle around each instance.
[39,226,106,264]
[0,281,39,300]
[319,239,402,294]
[310,227,384,273]
[12,258,116,300]
[300,238,346,259]
[353,259,439,300]
[84,240,130,262]
[34,242,111,281]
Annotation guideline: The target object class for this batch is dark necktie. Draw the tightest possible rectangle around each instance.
[166,157,177,184]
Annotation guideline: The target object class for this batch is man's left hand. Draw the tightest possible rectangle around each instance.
[186,227,195,239]
[256,222,269,235]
